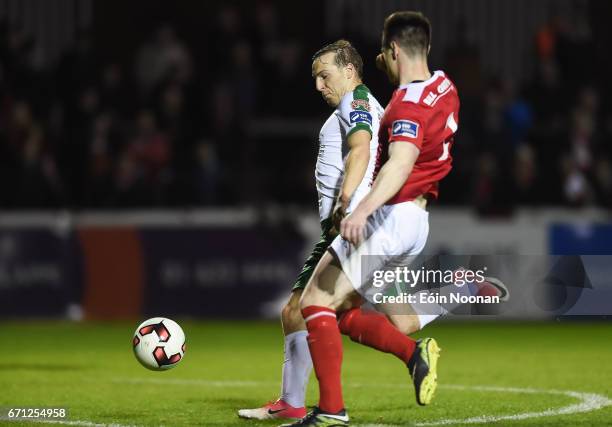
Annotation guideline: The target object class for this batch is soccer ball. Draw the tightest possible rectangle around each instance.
[132,317,186,371]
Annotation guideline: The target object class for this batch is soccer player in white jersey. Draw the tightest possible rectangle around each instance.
[282,11,460,426]
[238,40,384,421]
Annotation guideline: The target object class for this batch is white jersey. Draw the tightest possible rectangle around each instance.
[315,84,384,222]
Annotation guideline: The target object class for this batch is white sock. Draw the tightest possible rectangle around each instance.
[280,330,312,408]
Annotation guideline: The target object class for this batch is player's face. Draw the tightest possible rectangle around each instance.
[312,52,349,107]
[380,46,400,85]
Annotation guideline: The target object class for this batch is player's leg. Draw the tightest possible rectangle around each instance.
[239,221,335,420]
[387,311,440,406]
[278,289,311,411]
[372,278,442,405]
[338,307,418,364]
[336,302,441,407]
[237,289,309,420]
[282,251,356,426]
[285,250,426,425]
[335,201,440,406]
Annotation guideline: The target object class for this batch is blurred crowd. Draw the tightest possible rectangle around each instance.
[0,4,610,212]
[443,13,612,213]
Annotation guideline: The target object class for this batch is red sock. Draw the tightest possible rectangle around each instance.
[338,308,416,364]
[302,305,344,413]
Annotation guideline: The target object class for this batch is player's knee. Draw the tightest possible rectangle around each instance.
[299,287,315,311]
[299,280,330,311]
[390,315,421,335]
[281,300,302,326]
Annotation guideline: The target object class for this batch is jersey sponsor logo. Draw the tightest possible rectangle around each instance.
[392,120,419,138]
[351,99,371,111]
[350,111,372,126]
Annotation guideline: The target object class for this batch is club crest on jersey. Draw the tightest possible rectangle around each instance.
[351,99,370,111]
[350,111,372,126]
[392,120,419,138]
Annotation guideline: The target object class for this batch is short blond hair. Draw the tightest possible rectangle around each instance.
[312,39,364,79]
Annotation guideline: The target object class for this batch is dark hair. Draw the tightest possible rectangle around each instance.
[312,39,364,79]
[382,11,431,57]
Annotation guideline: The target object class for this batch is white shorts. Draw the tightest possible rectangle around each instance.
[318,186,371,222]
[329,201,439,329]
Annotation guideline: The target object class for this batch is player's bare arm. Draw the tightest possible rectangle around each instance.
[340,142,419,244]
[332,129,372,233]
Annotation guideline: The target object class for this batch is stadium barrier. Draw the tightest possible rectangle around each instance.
[0,208,610,319]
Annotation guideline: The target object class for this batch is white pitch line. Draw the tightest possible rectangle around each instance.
[356,385,612,427]
[412,385,612,426]
[16,380,612,427]
[116,378,612,426]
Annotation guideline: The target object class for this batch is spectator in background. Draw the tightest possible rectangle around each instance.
[473,151,513,216]
[194,139,220,205]
[528,60,564,130]
[229,40,257,120]
[502,79,533,148]
[274,40,305,116]
[210,5,243,78]
[0,4,610,212]
[85,112,119,207]
[114,110,171,206]
[99,63,132,116]
[56,31,97,110]
[3,25,37,100]
[513,144,539,205]
[560,87,603,207]
[526,60,565,205]
[252,2,282,72]
[135,25,192,98]
[58,86,100,206]
[594,157,612,208]
[9,101,64,206]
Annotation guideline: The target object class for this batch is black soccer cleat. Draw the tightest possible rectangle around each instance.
[278,406,349,426]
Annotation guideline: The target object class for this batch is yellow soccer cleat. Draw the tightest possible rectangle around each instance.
[408,337,441,405]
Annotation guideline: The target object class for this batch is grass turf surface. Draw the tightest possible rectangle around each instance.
[0,320,611,426]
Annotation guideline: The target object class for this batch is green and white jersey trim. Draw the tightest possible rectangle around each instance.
[315,84,384,221]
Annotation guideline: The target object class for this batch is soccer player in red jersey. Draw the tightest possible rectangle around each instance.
[282,11,460,426]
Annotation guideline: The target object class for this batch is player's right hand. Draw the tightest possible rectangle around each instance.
[340,209,367,245]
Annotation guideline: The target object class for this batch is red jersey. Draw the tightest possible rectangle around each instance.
[375,70,460,204]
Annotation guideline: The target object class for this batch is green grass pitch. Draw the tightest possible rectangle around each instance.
[1,320,611,426]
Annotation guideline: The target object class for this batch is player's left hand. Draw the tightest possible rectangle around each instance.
[340,209,368,245]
